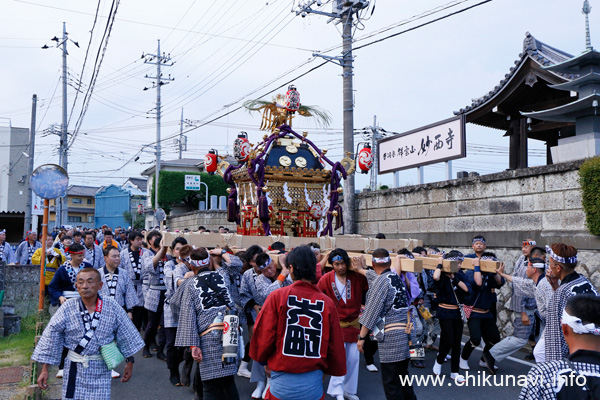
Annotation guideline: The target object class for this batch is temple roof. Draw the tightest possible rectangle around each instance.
[545,49,600,75]
[521,92,600,122]
[454,32,575,127]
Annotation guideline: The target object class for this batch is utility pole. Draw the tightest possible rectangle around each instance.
[43,22,78,227]
[143,40,174,223]
[369,115,378,191]
[60,22,68,227]
[178,108,191,159]
[294,0,370,234]
[24,94,37,237]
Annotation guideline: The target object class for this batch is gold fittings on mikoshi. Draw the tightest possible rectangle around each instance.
[321,149,328,155]
[262,186,270,193]
[336,187,343,193]
[226,187,232,193]
[302,131,308,138]
[332,210,339,217]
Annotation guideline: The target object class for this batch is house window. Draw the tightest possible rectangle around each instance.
[87,199,92,205]
[88,216,94,223]
[68,216,82,222]
[72,198,82,204]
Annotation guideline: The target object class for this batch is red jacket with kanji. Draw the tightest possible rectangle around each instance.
[249,280,347,377]
[318,270,368,343]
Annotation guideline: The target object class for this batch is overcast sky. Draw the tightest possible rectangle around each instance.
[1,0,595,190]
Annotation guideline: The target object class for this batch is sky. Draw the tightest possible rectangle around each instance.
[0,0,595,191]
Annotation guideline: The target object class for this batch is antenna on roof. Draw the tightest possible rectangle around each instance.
[583,0,594,50]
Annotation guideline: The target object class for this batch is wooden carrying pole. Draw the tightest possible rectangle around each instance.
[413,255,500,273]
[37,199,49,310]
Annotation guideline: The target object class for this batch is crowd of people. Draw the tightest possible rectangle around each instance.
[3,223,596,400]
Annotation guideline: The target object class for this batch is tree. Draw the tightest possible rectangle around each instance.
[150,171,228,214]
[123,211,145,230]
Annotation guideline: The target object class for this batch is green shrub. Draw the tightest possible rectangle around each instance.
[579,156,600,235]
[151,171,228,213]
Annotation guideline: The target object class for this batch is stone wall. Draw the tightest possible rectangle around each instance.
[2,265,40,317]
[166,210,236,232]
[356,160,600,337]
[356,160,599,250]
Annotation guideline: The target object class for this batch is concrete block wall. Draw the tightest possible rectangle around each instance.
[3,265,40,317]
[167,210,236,233]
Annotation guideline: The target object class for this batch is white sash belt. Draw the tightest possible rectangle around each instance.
[67,350,103,368]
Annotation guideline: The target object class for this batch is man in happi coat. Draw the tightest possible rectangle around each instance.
[250,246,346,400]
[120,231,147,331]
[545,243,599,361]
[357,248,417,400]
[174,247,240,400]
[83,231,105,269]
[519,294,600,400]
[318,248,368,400]
[33,267,144,400]
[15,230,41,264]
[142,230,168,358]
[99,246,138,317]
[0,228,16,263]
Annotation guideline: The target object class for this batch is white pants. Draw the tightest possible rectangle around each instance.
[327,342,359,396]
[533,330,545,363]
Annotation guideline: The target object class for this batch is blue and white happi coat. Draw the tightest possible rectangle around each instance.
[163,259,181,328]
[0,241,16,264]
[98,266,139,311]
[359,268,411,363]
[84,244,105,269]
[119,247,147,306]
[175,268,239,381]
[216,255,245,324]
[15,240,41,265]
[31,296,144,400]
[545,273,598,361]
[142,249,167,312]
[239,268,292,322]
[47,261,93,306]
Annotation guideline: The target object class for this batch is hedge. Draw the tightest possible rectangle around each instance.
[579,156,600,235]
[150,171,228,214]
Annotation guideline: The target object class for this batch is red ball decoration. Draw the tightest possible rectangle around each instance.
[310,203,324,219]
[205,150,218,174]
[358,144,373,174]
[233,132,251,162]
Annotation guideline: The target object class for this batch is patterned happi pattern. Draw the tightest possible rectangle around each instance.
[31,296,144,400]
[98,267,139,310]
[174,269,238,381]
[359,269,410,363]
[545,274,598,361]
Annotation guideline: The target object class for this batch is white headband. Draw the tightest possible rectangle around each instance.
[190,257,210,267]
[259,256,272,270]
[546,245,577,264]
[561,309,600,336]
[310,246,320,253]
[0,229,5,234]
[373,256,391,263]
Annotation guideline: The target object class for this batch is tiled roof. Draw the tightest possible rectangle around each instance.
[67,185,101,197]
[124,177,147,192]
[455,32,575,115]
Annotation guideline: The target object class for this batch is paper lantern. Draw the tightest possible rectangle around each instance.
[284,85,300,112]
[233,132,251,162]
[357,144,373,173]
[205,149,218,174]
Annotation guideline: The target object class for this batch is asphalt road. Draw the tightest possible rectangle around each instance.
[110,338,534,400]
